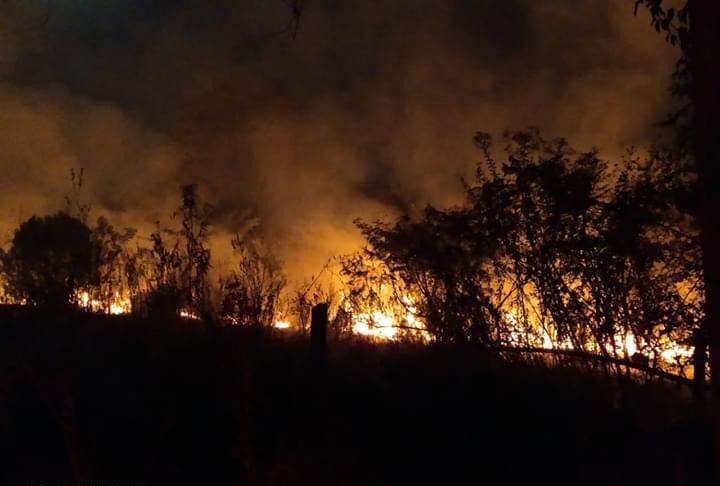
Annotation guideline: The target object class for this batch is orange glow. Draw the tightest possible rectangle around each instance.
[179,308,200,320]
[75,289,132,315]
[352,311,398,340]
[0,275,696,375]
[339,288,431,342]
[273,320,291,329]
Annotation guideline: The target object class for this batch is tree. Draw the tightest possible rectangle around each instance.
[355,209,501,344]
[637,0,720,477]
[176,184,213,315]
[140,184,213,319]
[90,216,136,313]
[477,130,698,364]
[220,233,286,327]
[352,128,700,364]
[146,220,184,318]
[0,212,98,307]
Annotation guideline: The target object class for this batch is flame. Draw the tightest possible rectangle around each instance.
[1,274,697,375]
[179,308,200,320]
[502,309,694,372]
[75,289,132,315]
[273,320,291,329]
[347,296,431,342]
[109,300,131,315]
[352,311,398,340]
[660,344,694,363]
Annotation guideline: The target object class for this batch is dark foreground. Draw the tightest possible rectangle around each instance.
[0,309,708,485]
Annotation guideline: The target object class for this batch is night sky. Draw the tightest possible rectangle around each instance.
[0,0,676,281]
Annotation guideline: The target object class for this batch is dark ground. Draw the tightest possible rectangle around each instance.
[0,308,706,485]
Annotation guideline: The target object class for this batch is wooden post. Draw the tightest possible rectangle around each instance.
[690,1,720,481]
[311,303,328,370]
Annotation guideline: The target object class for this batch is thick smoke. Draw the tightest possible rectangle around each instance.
[0,0,676,282]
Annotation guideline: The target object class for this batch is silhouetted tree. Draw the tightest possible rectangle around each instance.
[637,0,720,476]
[352,128,701,365]
[64,168,91,224]
[176,184,213,316]
[639,0,720,366]
[90,216,136,313]
[147,221,184,317]
[220,233,285,327]
[140,185,213,318]
[474,130,699,363]
[338,252,430,342]
[0,212,98,307]
[355,205,502,344]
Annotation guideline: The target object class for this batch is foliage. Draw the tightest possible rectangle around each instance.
[352,129,701,370]
[139,184,213,318]
[64,168,92,224]
[635,0,692,150]
[220,232,286,327]
[176,184,213,314]
[145,221,184,317]
[0,212,98,307]
[89,216,136,312]
[338,252,430,342]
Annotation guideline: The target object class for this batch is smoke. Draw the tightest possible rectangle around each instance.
[0,0,676,283]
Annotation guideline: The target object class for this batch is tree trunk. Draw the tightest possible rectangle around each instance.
[690,0,720,479]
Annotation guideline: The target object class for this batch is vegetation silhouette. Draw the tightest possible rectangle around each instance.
[350,129,700,367]
[0,125,708,484]
[220,231,286,328]
[0,212,97,308]
[635,2,720,479]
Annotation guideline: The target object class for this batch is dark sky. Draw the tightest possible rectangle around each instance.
[0,0,676,280]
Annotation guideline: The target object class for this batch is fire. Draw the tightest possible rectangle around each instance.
[501,308,697,374]
[2,275,696,375]
[347,297,430,342]
[179,308,200,320]
[273,320,291,329]
[76,290,132,315]
[352,311,398,340]
[660,344,694,363]
[109,300,131,315]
